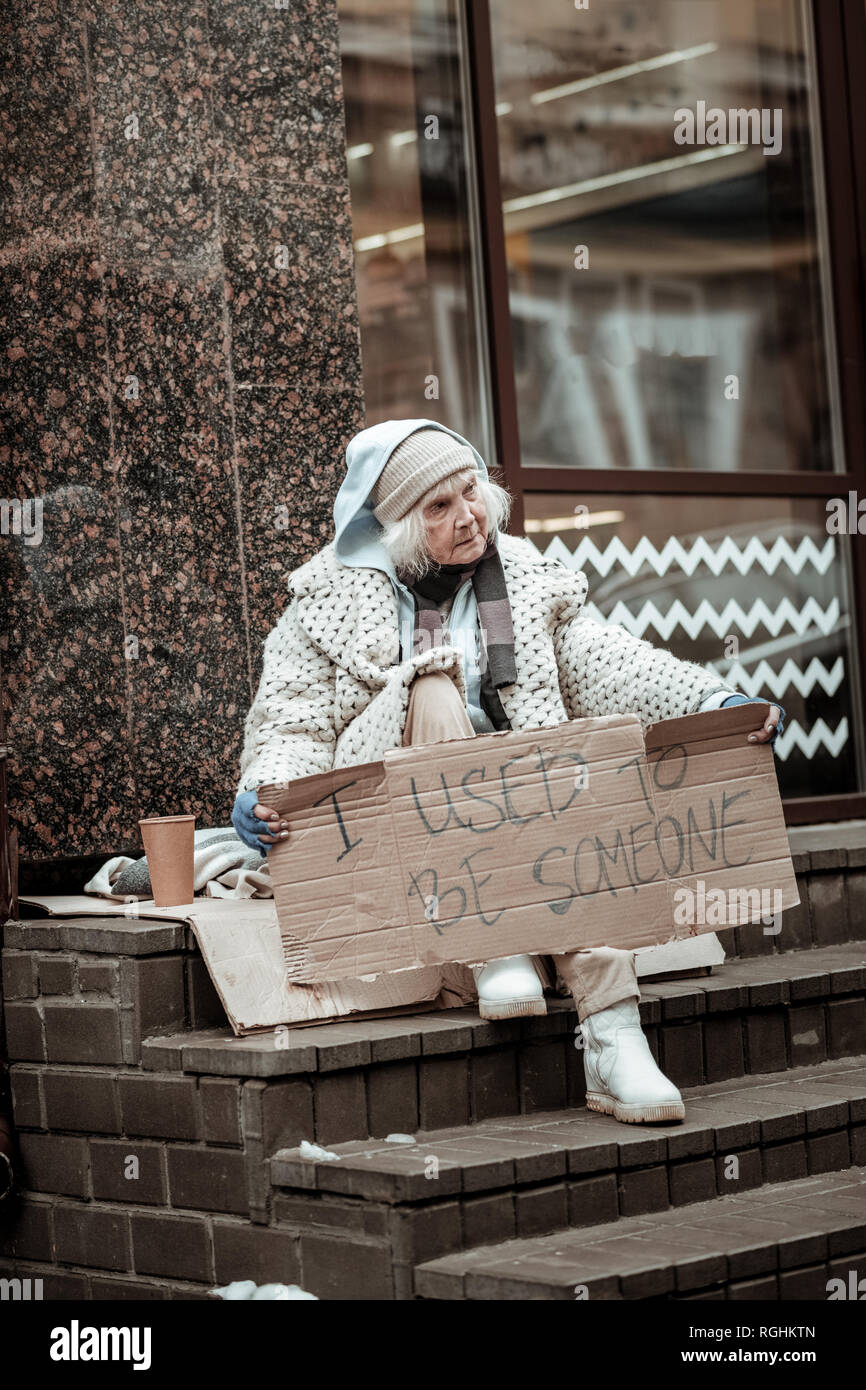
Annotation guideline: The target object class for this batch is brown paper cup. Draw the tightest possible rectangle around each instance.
[138,815,196,907]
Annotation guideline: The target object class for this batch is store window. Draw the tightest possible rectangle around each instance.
[524,492,864,801]
[489,0,864,802]
[488,0,842,473]
[337,0,493,457]
[337,0,865,808]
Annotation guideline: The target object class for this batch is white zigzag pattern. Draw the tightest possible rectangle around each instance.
[584,597,841,641]
[533,532,836,578]
[773,718,850,762]
[705,657,845,700]
[525,537,849,762]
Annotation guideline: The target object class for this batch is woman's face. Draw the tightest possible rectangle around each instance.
[422,474,488,566]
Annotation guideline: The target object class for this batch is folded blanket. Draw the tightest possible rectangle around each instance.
[84,827,272,902]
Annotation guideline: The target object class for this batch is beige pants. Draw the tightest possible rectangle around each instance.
[403,672,640,1022]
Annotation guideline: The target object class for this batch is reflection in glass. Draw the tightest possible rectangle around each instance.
[338,0,491,456]
[524,493,864,798]
[489,0,842,471]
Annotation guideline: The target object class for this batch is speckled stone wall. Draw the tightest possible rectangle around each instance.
[1,0,364,864]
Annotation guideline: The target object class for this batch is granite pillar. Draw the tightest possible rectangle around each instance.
[1,0,364,866]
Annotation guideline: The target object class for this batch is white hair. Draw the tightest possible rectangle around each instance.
[379,467,512,580]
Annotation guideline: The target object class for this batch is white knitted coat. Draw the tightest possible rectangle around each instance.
[237,532,730,795]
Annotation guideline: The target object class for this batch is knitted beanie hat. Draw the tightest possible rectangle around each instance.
[371,428,478,525]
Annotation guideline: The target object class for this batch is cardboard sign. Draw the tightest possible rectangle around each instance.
[263,705,798,985]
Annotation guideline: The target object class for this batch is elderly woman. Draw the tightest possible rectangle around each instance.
[232,419,783,1126]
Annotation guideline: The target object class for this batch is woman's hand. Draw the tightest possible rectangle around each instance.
[232,790,289,856]
[721,694,785,747]
[748,704,783,744]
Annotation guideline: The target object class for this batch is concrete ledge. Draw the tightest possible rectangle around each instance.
[788,819,866,868]
[138,943,866,1083]
[3,917,191,956]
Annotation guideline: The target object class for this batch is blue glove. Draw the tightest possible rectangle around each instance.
[721,694,786,747]
[232,789,279,857]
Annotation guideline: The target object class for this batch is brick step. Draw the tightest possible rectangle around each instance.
[732,830,865,961]
[131,942,866,1146]
[4,916,865,1301]
[2,916,226,1070]
[414,1164,866,1300]
[265,1056,866,1297]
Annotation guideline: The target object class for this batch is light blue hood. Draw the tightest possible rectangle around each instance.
[333,418,490,581]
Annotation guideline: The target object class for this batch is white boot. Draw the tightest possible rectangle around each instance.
[472,955,547,1020]
[581,998,684,1124]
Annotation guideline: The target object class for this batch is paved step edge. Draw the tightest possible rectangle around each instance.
[139,942,866,1079]
[414,1165,866,1300]
[270,1057,866,1203]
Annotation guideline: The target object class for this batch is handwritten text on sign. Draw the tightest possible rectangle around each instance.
[265,710,797,982]
[310,738,753,935]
